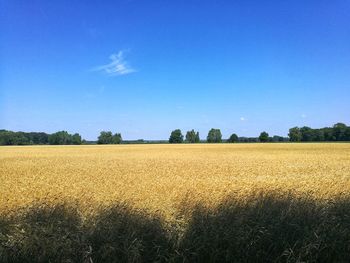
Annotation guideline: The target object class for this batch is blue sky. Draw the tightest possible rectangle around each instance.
[1,0,349,140]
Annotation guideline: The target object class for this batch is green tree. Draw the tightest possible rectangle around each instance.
[300,126,315,141]
[97,131,114,144]
[48,131,72,145]
[186,130,200,143]
[0,130,29,145]
[169,129,183,143]
[323,127,335,141]
[27,132,49,144]
[72,133,82,145]
[259,131,269,142]
[0,130,10,145]
[207,129,222,143]
[113,133,122,144]
[288,127,302,142]
[0,130,50,145]
[313,129,325,141]
[271,135,284,142]
[345,127,350,141]
[227,133,238,143]
[333,123,347,141]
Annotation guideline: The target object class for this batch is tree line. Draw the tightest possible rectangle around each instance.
[168,123,350,143]
[0,130,83,145]
[169,128,283,143]
[0,130,123,146]
[0,123,349,145]
[288,123,350,142]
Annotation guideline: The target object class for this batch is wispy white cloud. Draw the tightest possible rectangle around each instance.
[301,114,307,118]
[240,117,245,121]
[93,50,136,76]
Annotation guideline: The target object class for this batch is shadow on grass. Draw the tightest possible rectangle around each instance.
[0,204,169,263]
[179,193,350,262]
[1,193,350,262]
[87,203,169,262]
[0,204,86,263]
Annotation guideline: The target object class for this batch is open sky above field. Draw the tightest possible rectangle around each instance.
[1,0,349,140]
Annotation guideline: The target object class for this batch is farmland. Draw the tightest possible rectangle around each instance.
[1,144,350,217]
[1,143,350,262]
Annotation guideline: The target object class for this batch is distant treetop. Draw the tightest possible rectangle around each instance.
[169,129,184,143]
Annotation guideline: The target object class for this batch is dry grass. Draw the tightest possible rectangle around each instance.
[1,143,350,220]
[1,143,350,262]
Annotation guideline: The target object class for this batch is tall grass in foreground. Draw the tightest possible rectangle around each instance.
[1,192,350,262]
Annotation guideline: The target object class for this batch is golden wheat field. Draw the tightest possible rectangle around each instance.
[1,143,350,221]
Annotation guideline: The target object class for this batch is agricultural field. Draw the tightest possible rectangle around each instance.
[1,143,350,262]
[1,143,350,217]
